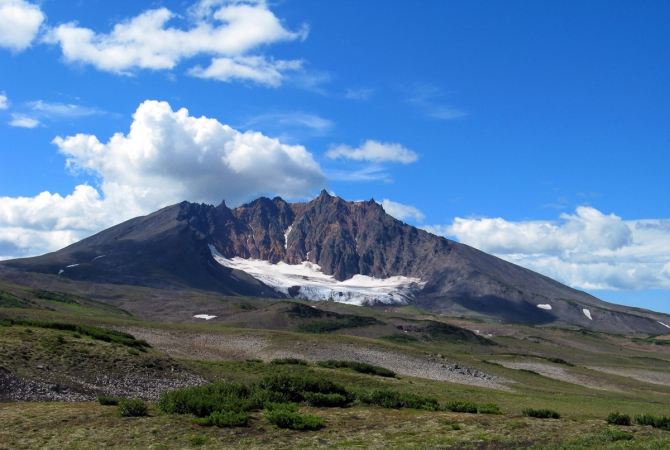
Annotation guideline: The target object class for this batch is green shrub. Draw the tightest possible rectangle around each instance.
[356,389,439,411]
[97,396,120,406]
[606,411,631,425]
[117,398,149,417]
[522,408,560,419]
[157,382,251,417]
[265,410,324,430]
[317,360,396,377]
[196,411,249,428]
[635,413,670,430]
[444,401,478,414]
[264,402,299,412]
[1,318,150,349]
[245,359,263,363]
[253,374,349,403]
[477,403,503,415]
[547,357,573,366]
[304,392,349,408]
[271,358,308,366]
[598,429,633,442]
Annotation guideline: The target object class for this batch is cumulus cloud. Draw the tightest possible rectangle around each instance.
[425,208,670,291]
[380,199,425,222]
[8,113,39,128]
[326,140,418,164]
[0,91,8,109]
[45,0,306,86]
[0,99,325,259]
[0,0,44,52]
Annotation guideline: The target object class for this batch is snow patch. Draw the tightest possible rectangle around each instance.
[230,276,239,282]
[537,304,552,310]
[583,308,593,320]
[66,264,79,268]
[193,314,217,320]
[92,255,106,261]
[209,245,425,306]
[658,321,670,329]
[58,270,64,275]
[284,226,293,248]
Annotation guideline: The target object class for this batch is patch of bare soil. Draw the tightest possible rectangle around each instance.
[491,361,620,391]
[125,327,512,391]
[585,366,670,386]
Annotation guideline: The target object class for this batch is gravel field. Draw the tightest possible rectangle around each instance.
[585,366,670,386]
[491,361,621,391]
[124,327,511,391]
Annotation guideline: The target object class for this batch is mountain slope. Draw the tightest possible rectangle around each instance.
[2,190,668,333]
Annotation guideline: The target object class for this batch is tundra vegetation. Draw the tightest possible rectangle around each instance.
[2,285,670,448]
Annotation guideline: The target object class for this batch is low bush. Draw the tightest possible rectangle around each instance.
[547,358,573,366]
[271,358,308,366]
[194,411,249,428]
[117,398,149,417]
[444,401,478,414]
[598,429,633,442]
[245,359,263,363]
[264,402,299,412]
[97,396,120,406]
[254,374,350,403]
[357,389,439,411]
[635,413,670,430]
[522,408,561,419]
[317,360,396,377]
[477,403,503,415]
[606,411,631,426]
[304,392,349,408]
[265,410,324,430]
[1,318,150,350]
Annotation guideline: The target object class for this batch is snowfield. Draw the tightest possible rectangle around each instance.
[209,245,425,305]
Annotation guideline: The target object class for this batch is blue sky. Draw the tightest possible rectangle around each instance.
[0,0,668,312]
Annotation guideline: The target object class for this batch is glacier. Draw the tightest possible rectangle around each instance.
[209,245,425,306]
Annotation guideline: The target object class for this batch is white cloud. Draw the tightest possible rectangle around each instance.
[345,88,374,101]
[326,140,418,164]
[0,99,325,259]
[28,100,103,118]
[189,56,302,87]
[0,91,8,109]
[380,199,425,222]
[8,113,39,127]
[0,0,45,52]
[426,208,670,291]
[45,0,307,86]
[407,83,467,120]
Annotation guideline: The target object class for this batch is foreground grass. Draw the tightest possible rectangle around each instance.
[1,401,670,449]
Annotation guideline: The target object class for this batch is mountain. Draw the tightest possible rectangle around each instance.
[2,190,668,333]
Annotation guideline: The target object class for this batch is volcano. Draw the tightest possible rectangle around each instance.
[3,190,668,333]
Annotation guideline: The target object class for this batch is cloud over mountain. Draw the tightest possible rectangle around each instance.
[426,208,670,291]
[0,99,325,259]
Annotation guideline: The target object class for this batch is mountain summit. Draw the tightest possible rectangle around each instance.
[3,192,668,333]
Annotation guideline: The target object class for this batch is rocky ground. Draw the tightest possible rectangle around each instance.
[124,327,511,390]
